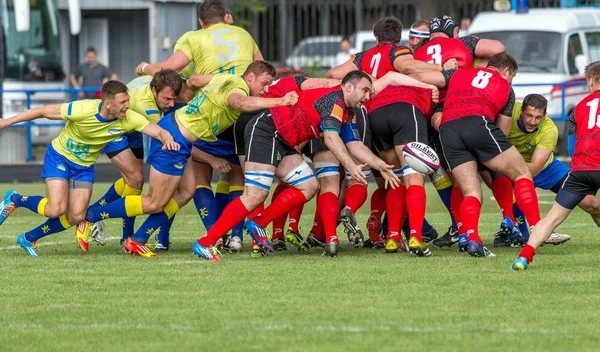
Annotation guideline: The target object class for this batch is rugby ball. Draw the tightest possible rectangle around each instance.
[402,142,440,175]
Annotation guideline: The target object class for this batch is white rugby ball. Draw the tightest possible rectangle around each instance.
[402,142,440,175]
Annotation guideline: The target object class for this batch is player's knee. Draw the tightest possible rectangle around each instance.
[66,210,86,226]
[124,170,144,190]
[299,177,319,200]
[402,165,424,186]
[284,161,318,197]
[580,196,600,213]
[45,201,67,218]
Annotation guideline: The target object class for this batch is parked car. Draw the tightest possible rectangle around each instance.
[468,8,600,155]
[284,35,342,70]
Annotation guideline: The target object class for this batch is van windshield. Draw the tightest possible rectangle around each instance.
[470,31,562,73]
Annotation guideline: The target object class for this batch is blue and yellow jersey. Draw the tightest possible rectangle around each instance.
[174,74,249,141]
[52,100,150,166]
[126,76,162,123]
[174,30,198,80]
[508,102,558,170]
[176,23,259,76]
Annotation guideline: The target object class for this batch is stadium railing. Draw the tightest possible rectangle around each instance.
[0,82,589,162]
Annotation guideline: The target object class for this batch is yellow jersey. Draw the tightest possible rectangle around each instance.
[52,100,150,166]
[508,102,558,170]
[174,74,249,141]
[177,23,259,76]
[174,30,197,80]
[126,76,162,123]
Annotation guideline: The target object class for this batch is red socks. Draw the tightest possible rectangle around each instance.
[514,178,540,226]
[460,196,482,243]
[492,176,515,221]
[344,184,368,214]
[407,185,426,241]
[249,203,264,219]
[199,198,249,246]
[254,188,307,228]
[318,192,340,244]
[518,244,536,264]
[451,187,464,234]
[288,204,304,233]
[270,184,289,240]
[370,186,387,221]
[310,210,325,241]
[386,185,407,241]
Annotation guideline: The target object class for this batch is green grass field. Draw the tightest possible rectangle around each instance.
[0,182,599,351]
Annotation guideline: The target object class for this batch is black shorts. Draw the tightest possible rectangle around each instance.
[244,112,297,167]
[427,126,448,171]
[550,173,569,194]
[234,110,266,155]
[439,115,513,171]
[302,107,371,159]
[556,171,600,207]
[369,102,428,152]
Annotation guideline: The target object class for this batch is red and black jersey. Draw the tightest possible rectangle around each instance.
[366,85,433,117]
[270,87,354,147]
[413,36,479,69]
[263,75,306,98]
[352,43,411,78]
[441,68,514,126]
[571,91,600,171]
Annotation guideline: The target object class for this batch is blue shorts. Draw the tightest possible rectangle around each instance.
[41,144,95,183]
[147,114,193,176]
[193,139,240,166]
[102,131,144,157]
[534,158,570,191]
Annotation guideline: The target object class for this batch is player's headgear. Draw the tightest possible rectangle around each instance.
[430,15,457,38]
[410,20,430,38]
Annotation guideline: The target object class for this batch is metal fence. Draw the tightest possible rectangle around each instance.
[0,82,586,163]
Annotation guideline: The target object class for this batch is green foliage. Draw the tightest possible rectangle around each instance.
[0,183,599,350]
[229,0,266,29]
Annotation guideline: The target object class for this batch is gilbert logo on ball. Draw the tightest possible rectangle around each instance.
[402,142,440,174]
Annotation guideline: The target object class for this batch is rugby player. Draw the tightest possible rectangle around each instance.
[0,81,179,256]
[512,61,600,270]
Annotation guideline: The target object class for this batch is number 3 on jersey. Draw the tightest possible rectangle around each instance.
[471,71,493,89]
[427,44,442,64]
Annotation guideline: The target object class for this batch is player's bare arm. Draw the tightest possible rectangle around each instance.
[186,74,215,90]
[527,148,553,177]
[136,50,190,77]
[0,104,63,130]
[394,55,458,75]
[409,71,448,89]
[345,140,401,189]
[300,78,341,90]
[191,148,232,174]
[140,123,180,151]
[475,39,506,59]
[252,49,265,61]
[495,114,513,136]
[227,91,299,112]
[374,71,439,103]
[323,131,367,185]
[325,60,359,79]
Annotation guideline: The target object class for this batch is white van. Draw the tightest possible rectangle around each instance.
[468,8,600,154]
